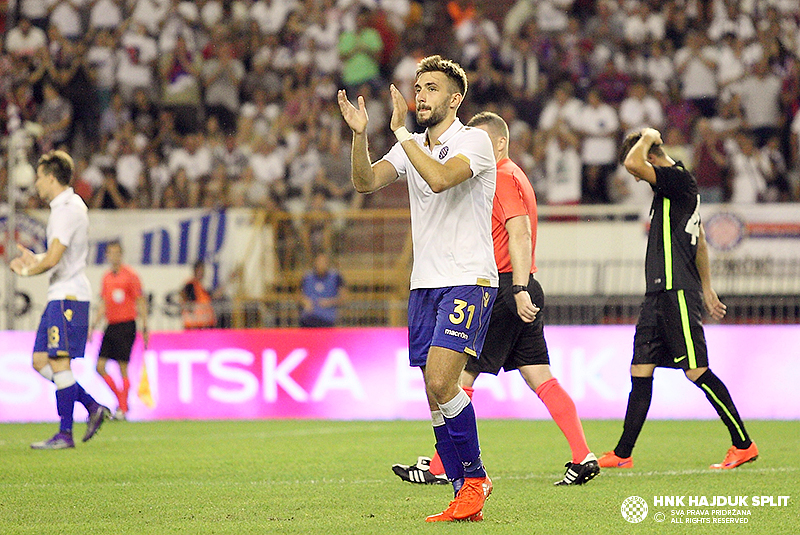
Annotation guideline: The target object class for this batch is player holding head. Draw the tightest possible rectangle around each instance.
[393,111,599,488]
[10,150,111,449]
[598,128,758,469]
[339,55,496,522]
[90,240,149,420]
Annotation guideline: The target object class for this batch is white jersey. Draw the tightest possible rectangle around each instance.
[380,119,498,290]
[46,187,92,301]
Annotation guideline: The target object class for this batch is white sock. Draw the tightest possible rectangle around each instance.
[38,364,54,382]
[438,389,471,419]
[53,370,76,389]
[431,409,445,427]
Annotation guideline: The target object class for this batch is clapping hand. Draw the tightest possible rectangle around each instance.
[337,90,368,135]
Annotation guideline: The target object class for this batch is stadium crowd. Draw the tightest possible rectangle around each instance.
[2,0,800,212]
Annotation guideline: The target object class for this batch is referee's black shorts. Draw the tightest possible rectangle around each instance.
[632,290,709,370]
[98,320,137,363]
[466,272,549,376]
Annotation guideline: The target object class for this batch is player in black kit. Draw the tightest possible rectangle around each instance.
[599,128,758,470]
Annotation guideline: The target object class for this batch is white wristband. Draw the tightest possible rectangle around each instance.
[394,126,413,143]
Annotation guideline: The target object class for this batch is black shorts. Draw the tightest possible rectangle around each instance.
[465,273,549,376]
[632,290,709,370]
[98,320,137,363]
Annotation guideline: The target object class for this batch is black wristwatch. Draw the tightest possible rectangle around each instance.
[512,285,527,294]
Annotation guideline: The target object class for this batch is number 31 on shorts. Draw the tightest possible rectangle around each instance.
[450,299,475,329]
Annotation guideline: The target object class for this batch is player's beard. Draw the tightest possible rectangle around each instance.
[416,99,449,128]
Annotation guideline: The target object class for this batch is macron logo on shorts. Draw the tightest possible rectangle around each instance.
[444,328,468,340]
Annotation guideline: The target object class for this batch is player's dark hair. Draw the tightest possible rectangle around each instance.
[618,131,665,166]
[416,55,468,98]
[107,240,122,250]
[467,111,509,141]
[37,150,74,186]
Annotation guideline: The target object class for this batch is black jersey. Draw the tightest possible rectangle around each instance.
[644,162,702,293]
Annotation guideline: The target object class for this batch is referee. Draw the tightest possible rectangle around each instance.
[599,128,758,470]
[90,240,149,420]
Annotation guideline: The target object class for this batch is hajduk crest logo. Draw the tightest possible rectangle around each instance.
[621,496,648,523]
[439,146,449,159]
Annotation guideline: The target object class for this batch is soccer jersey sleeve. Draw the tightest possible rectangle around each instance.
[130,269,143,299]
[455,128,495,184]
[654,163,696,204]
[48,207,77,248]
[378,141,408,178]
[494,167,527,223]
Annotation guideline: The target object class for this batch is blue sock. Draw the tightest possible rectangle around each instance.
[55,384,78,433]
[74,382,98,411]
[439,390,486,479]
[433,424,463,479]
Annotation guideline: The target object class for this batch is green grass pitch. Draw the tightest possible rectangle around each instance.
[0,419,797,534]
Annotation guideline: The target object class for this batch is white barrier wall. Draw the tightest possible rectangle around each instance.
[0,208,274,330]
[1,204,799,329]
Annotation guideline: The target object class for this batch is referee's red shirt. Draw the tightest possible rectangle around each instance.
[491,158,538,274]
[101,265,143,325]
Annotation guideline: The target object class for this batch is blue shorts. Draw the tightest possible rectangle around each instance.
[33,300,90,359]
[408,285,497,367]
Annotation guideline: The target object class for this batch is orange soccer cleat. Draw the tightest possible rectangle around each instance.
[424,503,483,523]
[425,475,492,522]
[710,442,759,469]
[598,451,633,469]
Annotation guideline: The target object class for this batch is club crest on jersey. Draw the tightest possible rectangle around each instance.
[438,146,449,159]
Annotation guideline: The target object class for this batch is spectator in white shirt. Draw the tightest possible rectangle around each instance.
[202,41,245,134]
[5,18,47,58]
[729,132,769,203]
[622,2,665,46]
[543,121,582,205]
[250,0,299,35]
[116,23,158,101]
[158,33,202,134]
[89,0,123,32]
[619,80,664,135]
[303,1,342,76]
[114,137,144,193]
[168,133,213,183]
[538,80,582,133]
[716,33,747,92]
[644,41,675,94]
[86,30,117,110]
[158,1,199,53]
[18,0,50,29]
[285,131,322,214]
[37,82,73,151]
[708,0,756,42]
[213,134,250,180]
[131,0,170,35]
[574,88,619,204]
[674,30,719,117]
[248,135,287,189]
[48,0,83,41]
[730,58,783,147]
